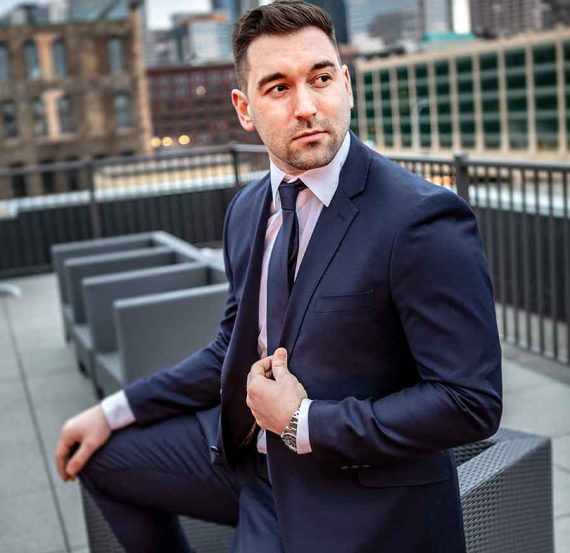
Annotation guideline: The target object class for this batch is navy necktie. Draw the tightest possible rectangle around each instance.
[266,179,306,355]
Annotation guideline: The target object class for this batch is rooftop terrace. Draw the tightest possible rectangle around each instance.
[1,272,569,553]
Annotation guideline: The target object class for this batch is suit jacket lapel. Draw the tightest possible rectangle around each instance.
[279,135,373,358]
[221,175,272,455]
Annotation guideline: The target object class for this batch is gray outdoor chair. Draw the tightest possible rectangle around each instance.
[65,247,176,377]
[82,261,211,396]
[80,427,553,553]
[52,232,159,342]
[52,231,207,343]
[94,270,228,396]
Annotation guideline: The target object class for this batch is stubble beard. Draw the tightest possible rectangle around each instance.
[265,112,350,173]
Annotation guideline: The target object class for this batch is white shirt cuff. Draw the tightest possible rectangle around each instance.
[101,390,136,430]
[296,398,313,454]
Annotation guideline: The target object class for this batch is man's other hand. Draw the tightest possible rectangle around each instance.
[54,405,111,482]
[246,348,308,435]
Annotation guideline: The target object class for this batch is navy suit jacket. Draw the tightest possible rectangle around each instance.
[126,133,502,553]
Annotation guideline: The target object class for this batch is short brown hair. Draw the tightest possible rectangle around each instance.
[232,0,339,91]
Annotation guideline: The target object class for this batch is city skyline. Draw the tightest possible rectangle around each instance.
[0,0,210,28]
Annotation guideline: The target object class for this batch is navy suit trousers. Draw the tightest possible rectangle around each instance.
[80,415,284,553]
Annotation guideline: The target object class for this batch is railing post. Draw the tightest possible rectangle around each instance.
[454,152,470,204]
[229,142,241,189]
[85,160,102,239]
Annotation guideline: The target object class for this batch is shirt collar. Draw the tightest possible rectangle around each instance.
[269,131,351,209]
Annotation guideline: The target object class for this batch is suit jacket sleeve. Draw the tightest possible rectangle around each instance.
[308,190,503,465]
[123,191,241,427]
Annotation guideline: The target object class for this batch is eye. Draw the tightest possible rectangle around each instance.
[314,74,332,86]
[268,83,288,95]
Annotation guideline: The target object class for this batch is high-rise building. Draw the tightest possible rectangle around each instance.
[346,0,454,46]
[542,0,570,28]
[470,0,543,37]
[306,0,349,44]
[68,0,128,22]
[212,0,241,24]
[170,13,232,64]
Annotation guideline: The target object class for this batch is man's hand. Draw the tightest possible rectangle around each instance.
[54,404,111,482]
[246,348,308,435]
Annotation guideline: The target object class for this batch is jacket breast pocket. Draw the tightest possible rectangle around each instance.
[315,289,375,313]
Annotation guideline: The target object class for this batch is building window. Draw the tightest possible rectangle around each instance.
[108,38,125,73]
[57,95,74,133]
[533,44,558,151]
[456,57,476,149]
[364,72,376,143]
[396,66,411,148]
[114,92,132,128]
[415,64,431,149]
[23,41,41,79]
[435,60,452,149]
[505,49,528,150]
[10,163,27,198]
[379,70,393,147]
[0,44,10,82]
[564,42,570,150]
[479,53,501,150]
[31,98,48,136]
[52,39,68,78]
[1,100,18,139]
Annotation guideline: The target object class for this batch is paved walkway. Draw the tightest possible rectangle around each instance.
[0,273,569,553]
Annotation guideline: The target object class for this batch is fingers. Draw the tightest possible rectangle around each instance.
[271,348,290,380]
[65,440,95,481]
[54,436,74,482]
[247,356,272,386]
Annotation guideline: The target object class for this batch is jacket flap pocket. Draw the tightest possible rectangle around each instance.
[316,290,374,313]
[357,453,451,488]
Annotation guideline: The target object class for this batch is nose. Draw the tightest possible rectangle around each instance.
[293,86,317,120]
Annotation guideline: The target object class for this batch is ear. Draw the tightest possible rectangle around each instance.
[231,89,256,132]
[341,64,354,109]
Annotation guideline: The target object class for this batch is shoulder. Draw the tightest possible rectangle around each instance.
[351,141,470,223]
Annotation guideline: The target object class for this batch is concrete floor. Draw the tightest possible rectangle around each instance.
[0,272,569,553]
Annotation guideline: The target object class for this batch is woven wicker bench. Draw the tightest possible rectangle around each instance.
[80,427,553,553]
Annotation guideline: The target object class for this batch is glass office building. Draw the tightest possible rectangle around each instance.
[354,27,570,159]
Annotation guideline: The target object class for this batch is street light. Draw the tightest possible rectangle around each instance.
[412,98,430,152]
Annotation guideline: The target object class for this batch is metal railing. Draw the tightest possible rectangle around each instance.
[0,144,269,277]
[0,146,568,365]
[392,153,570,366]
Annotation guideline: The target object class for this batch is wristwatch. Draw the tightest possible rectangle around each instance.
[280,407,301,453]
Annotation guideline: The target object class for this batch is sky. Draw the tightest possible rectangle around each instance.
[0,0,211,29]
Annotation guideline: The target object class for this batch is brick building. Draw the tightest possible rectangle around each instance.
[0,5,151,198]
[147,62,261,149]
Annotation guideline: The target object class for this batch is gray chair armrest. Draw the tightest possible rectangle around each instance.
[64,247,174,324]
[83,262,210,353]
[153,231,208,264]
[51,232,156,304]
[113,283,228,383]
[455,428,554,553]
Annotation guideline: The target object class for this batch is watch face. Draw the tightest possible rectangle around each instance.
[282,432,297,452]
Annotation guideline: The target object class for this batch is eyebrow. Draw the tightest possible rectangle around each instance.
[256,60,338,91]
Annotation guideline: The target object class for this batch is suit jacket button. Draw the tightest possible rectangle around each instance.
[210,446,221,456]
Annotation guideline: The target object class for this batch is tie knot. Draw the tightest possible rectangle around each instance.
[279,180,306,211]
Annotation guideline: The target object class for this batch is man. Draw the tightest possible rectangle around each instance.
[54,2,502,552]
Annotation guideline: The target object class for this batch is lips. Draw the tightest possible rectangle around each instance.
[293,130,325,140]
